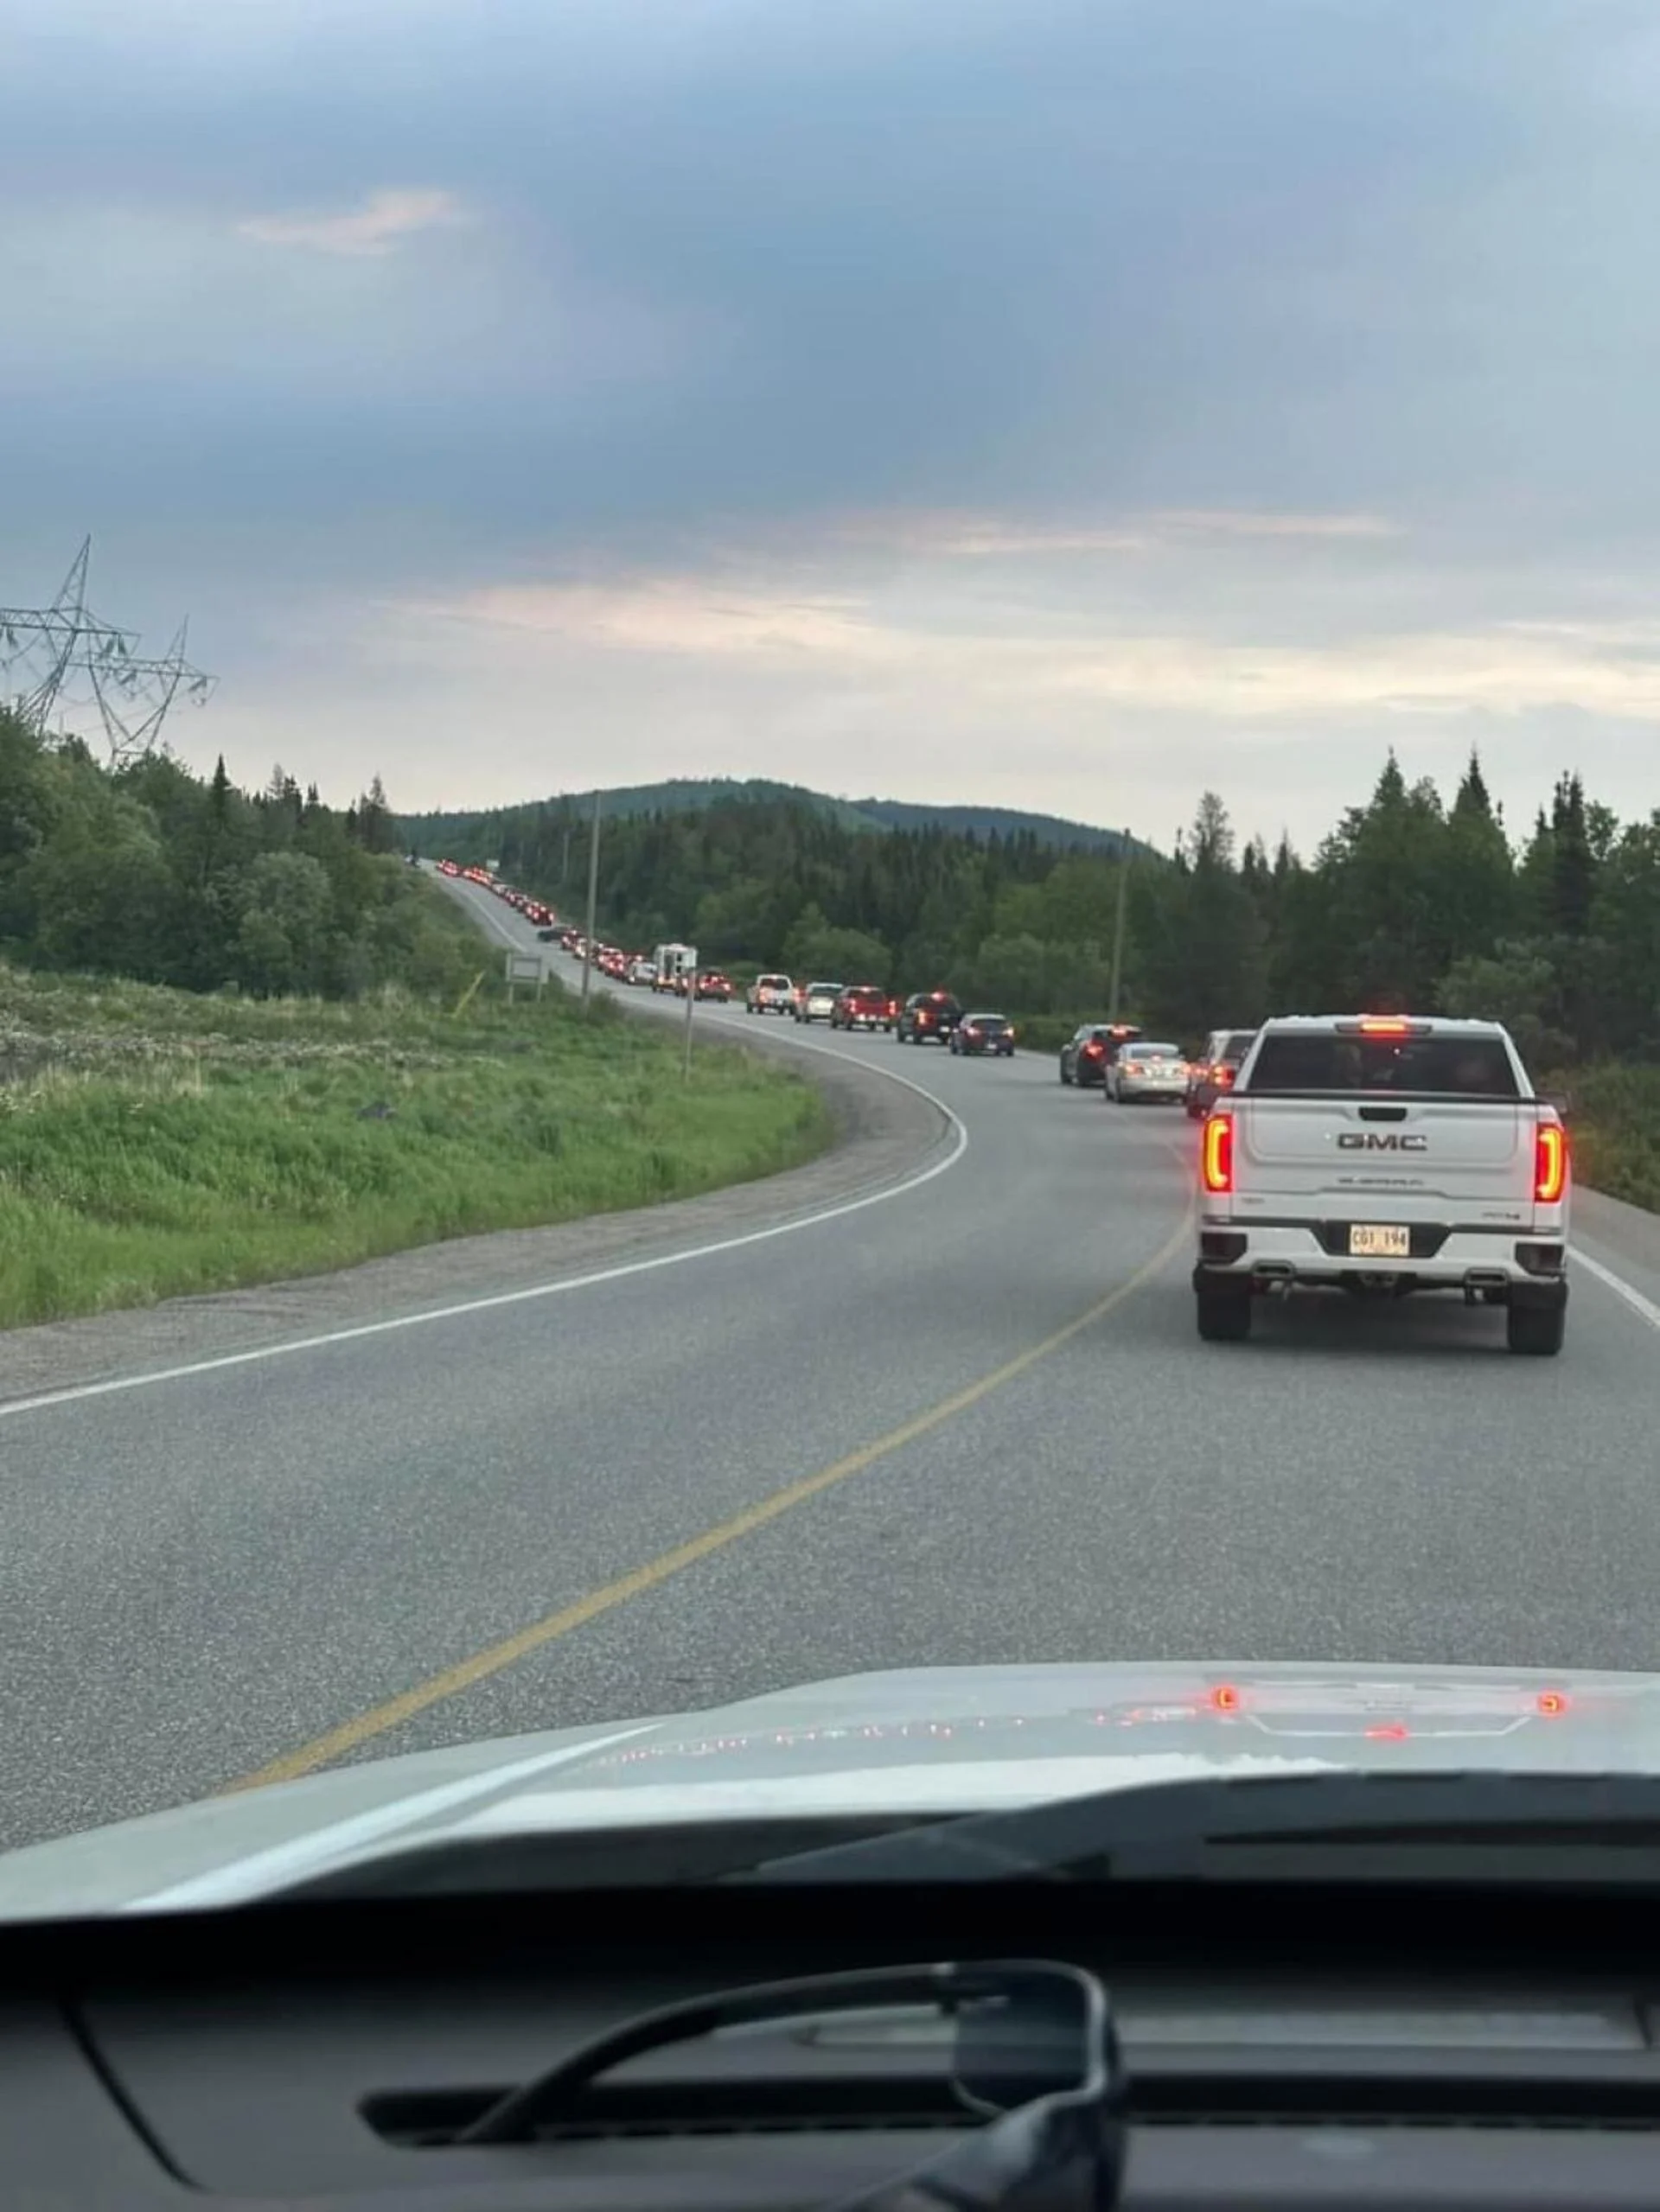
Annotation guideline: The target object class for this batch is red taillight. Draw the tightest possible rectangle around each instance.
[1209,1684,1241,1714]
[1536,1690,1569,1717]
[1202,1112,1233,1194]
[1535,1122,1567,1204]
[1358,1017,1410,1035]
[1083,1042,1104,1059]
[1215,1065,1236,1087]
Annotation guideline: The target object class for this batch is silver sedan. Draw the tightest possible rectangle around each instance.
[1105,1041,1189,1103]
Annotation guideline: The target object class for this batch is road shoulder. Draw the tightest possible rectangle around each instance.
[1574,1185,1660,1323]
[0,1035,951,1406]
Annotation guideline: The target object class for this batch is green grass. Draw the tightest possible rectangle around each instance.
[0,962,833,1329]
[1548,1063,1660,1214]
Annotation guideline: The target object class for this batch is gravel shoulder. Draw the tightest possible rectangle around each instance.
[0,1027,950,1406]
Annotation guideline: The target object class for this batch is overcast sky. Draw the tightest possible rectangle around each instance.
[4,0,1660,851]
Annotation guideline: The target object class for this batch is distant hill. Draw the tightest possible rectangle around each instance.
[402,778,1151,859]
[849,798,1145,853]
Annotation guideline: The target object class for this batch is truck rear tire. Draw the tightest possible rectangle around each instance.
[1507,1299,1565,1356]
[1196,1283,1253,1342]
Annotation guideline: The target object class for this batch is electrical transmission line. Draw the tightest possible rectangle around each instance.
[0,539,216,768]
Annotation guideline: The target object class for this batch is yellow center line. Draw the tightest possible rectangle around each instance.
[227,1200,1195,1794]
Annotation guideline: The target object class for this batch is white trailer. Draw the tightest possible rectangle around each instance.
[652,942,698,992]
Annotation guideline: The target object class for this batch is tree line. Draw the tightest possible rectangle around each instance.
[0,707,471,1000]
[447,757,1659,1064]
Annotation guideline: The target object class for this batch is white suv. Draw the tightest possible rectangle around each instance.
[1193,1016,1569,1354]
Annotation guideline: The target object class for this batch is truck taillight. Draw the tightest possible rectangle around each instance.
[1535,1122,1567,1204]
[1201,1112,1233,1194]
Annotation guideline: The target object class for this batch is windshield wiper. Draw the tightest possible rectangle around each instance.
[740,1771,1660,1886]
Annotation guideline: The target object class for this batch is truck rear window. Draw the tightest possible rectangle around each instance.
[1245,1035,1521,1098]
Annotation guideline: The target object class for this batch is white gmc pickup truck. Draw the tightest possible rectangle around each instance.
[1193,1015,1569,1355]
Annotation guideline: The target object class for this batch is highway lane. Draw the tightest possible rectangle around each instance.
[2,890,1659,1850]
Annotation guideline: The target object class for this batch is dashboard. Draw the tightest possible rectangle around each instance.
[6,1877,1660,2208]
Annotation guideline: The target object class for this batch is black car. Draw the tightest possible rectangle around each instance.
[1058,1022,1143,1087]
[897,990,963,1044]
[949,1011,1016,1057]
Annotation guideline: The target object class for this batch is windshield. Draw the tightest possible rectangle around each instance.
[1246,1035,1522,1098]
[3,0,1660,1913]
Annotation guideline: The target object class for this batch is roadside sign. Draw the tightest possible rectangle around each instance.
[504,949,544,1000]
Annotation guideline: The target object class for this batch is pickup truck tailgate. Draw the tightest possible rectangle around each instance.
[1233,1099,1532,1223]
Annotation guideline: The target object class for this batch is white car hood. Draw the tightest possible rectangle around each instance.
[0,1658,1653,1918]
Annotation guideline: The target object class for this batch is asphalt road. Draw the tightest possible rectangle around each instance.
[2,877,1658,1851]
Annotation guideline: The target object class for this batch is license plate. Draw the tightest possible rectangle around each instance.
[1350,1223,1410,1258]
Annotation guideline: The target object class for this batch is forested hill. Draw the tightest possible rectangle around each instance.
[401,779,1148,859]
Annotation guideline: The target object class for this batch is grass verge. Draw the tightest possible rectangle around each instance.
[1551,1064,1660,1214]
[0,962,833,1329]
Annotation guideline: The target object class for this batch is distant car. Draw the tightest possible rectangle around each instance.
[1184,1028,1258,1119]
[795,980,844,1024]
[697,971,733,1001]
[831,985,894,1031]
[897,991,963,1044]
[628,957,658,986]
[1059,1022,1143,1087]
[437,858,460,877]
[949,1011,1016,1057]
[1105,1040,1188,1103]
[537,927,561,943]
[748,972,795,1015]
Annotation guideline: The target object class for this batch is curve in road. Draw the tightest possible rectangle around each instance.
[1,871,1657,1852]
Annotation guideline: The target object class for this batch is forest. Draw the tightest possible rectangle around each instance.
[431,755,1660,1073]
[0,707,472,1001]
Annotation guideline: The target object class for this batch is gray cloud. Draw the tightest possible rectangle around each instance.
[3,0,1660,843]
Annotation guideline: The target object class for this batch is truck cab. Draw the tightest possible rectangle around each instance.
[1194,1016,1569,1355]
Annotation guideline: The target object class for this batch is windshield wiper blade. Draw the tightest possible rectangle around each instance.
[740,1770,1660,1885]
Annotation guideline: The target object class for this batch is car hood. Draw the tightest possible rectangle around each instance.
[0,1658,1650,1919]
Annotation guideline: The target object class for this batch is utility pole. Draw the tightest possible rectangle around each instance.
[1108,828,1132,1024]
[580,787,601,1013]
[683,960,697,1077]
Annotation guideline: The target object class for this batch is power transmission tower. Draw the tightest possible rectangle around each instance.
[0,539,217,768]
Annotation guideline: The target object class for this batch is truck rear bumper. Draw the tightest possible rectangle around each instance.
[1195,1220,1567,1302]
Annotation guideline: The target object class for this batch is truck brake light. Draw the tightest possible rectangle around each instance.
[1535,1122,1567,1204]
[1201,1112,1233,1194]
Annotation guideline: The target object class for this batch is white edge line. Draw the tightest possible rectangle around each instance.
[126,1724,657,1912]
[1574,1247,1660,1334]
[0,977,968,1424]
